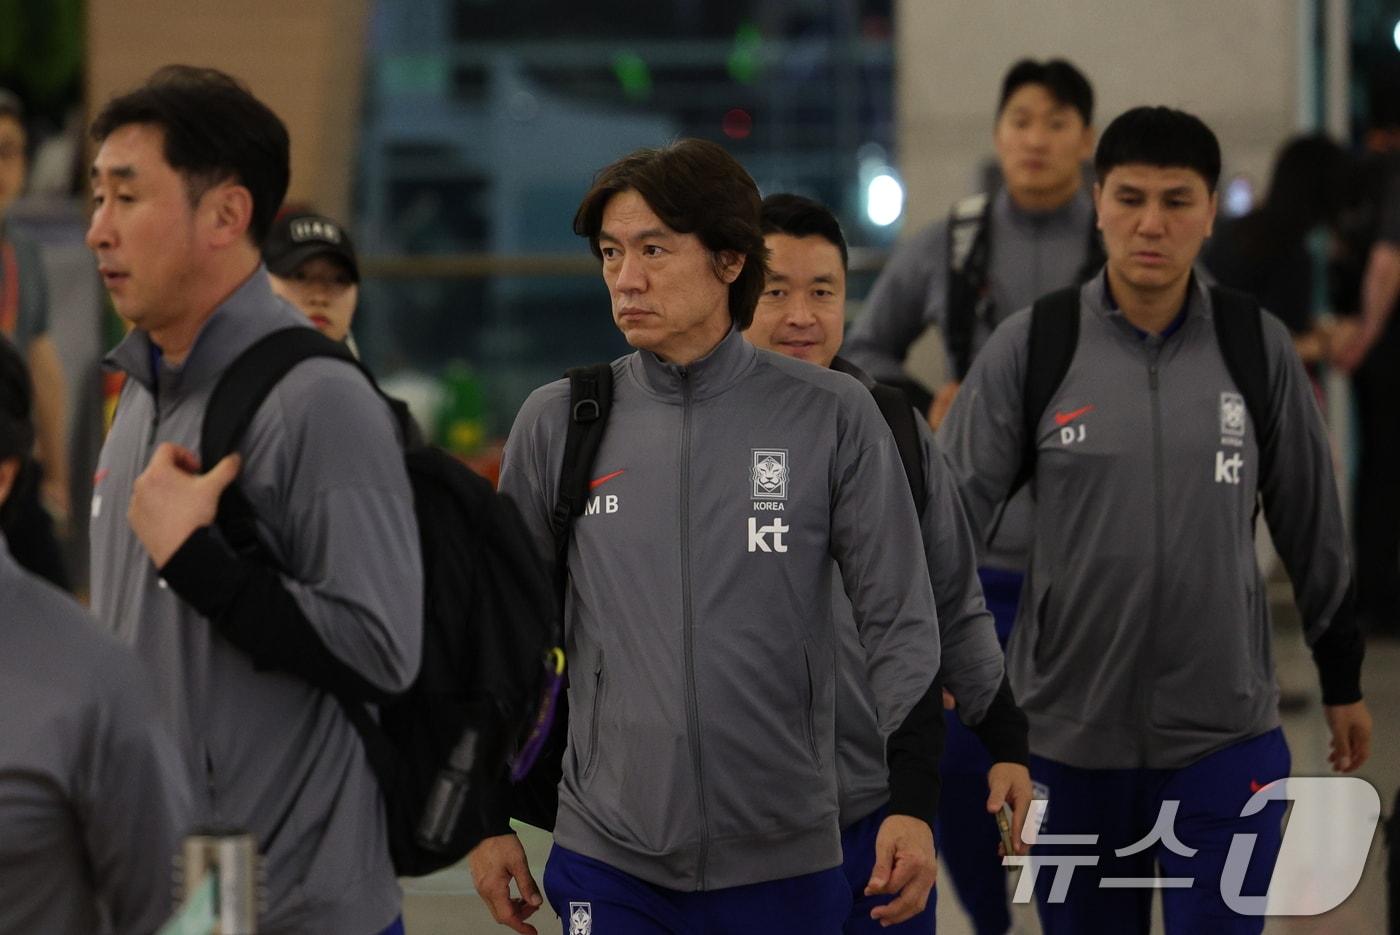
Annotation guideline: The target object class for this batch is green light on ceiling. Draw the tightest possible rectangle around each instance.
[728,23,763,85]
[613,53,653,101]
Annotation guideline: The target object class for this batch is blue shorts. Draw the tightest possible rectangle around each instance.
[1029,729,1291,935]
[840,804,936,934]
[542,843,852,934]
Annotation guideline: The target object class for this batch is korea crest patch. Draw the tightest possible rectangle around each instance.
[569,901,592,935]
[752,449,789,500]
[1220,392,1246,438]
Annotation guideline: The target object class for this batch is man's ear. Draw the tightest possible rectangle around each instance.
[715,250,746,284]
[201,182,254,248]
[0,457,20,510]
[1092,181,1104,230]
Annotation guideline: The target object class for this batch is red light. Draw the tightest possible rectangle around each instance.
[722,108,753,140]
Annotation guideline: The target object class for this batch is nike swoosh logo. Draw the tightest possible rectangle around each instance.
[589,469,625,490]
[1053,404,1095,427]
[1249,779,1265,794]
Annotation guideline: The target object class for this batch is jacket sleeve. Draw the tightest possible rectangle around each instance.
[915,417,1004,723]
[936,310,1034,551]
[161,360,423,698]
[1254,314,1364,704]
[80,650,193,935]
[829,387,943,825]
[842,222,947,387]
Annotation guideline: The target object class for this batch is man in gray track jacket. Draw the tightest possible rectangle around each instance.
[0,336,192,935]
[745,192,1032,934]
[470,140,942,935]
[847,61,1100,932]
[86,67,422,935]
[941,106,1372,935]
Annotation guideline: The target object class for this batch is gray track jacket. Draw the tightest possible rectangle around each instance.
[499,328,941,891]
[845,188,1097,571]
[833,408,1009,828]
[1,534,191,935]
[89,268,422,934]
[940,275,1361,769]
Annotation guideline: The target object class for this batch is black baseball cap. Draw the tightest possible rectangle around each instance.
[263,212,359,281]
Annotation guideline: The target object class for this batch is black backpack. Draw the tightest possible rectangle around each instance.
[943,191,1105,382]
[201,326,560,876]
[506,363,615,832]
[1011,283,1275,496]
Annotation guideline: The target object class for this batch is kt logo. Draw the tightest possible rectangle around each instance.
[1215,451,1244,485]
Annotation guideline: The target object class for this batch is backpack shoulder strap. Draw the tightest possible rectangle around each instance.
[868,382,927,513]
[1209,285,1274,484]
[201,327,361,559]
[550,363,614,561]
[202,326,360,469]
[944,193,993,381]
[1010,286,1081,496]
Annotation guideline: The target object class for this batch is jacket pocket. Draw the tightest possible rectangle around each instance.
[1032,586,1054,669]
[802,645,821,768]
[583,658,604,781]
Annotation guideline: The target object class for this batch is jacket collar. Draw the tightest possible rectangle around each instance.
[1087,267,1211,337]
[104,265,305,400]
[629,326,757,402]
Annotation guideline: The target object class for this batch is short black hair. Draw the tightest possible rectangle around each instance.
[1094,106,1222,193]
[574,139,768,330]
[0,336,33,462]
[760,194,849,271]
[90,65,290,245]
[999,59,1094,126]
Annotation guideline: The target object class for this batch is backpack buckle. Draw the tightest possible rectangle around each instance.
[572,399,600,423]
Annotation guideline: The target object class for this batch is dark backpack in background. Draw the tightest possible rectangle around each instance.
[202,326,559,876]
[943,191,1106,382]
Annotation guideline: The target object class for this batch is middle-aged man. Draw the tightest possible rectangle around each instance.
[744,192,1032,935]
[86,66,422,935]
[941,106,1372,934]
[0,334,192,935]
[470,139,942,935]
[845,57,1099,935]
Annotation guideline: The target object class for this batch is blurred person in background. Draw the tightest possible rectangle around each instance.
[1203,134,1354,375]
[263,210,423,446]
[0,87,68,586]
[0,334,191,935]
[844,58,1100,935]
[265,211,360,348]
[1329,63,1400,638]
[746,192,1032,935]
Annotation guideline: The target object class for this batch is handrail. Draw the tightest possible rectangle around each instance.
[358,247,891,279]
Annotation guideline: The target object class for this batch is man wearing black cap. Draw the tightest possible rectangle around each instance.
[264,211,360,345]
[0,335,192,935]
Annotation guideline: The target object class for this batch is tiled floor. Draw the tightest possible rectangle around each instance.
[404,630,1399,935]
